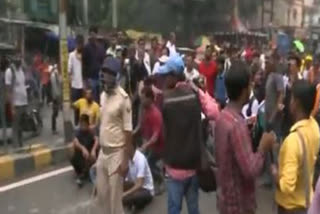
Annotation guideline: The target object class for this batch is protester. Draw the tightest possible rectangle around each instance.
[184,54,199,82]
[69,35,84,125]
[106,34,120,58]
[72,88,100,129]
[159,55,201,214]
[283,55,302,137]
[157,55,219,214]
[5,56,28,147]
[271,80,320,214]
[214,56,227,108]
[152,48,169,75]
[123,141,154,211]
[150,36,160,70]
[82,26,104,102]
[137,87,164,192]
[264,53,285,137]
[302,55,313,81]
[198,45,218,97]
[166,32,177,57]
[70,114,98,187]
[136,37,151,75]
[215,61,276,214]
[50,64,61,135]
[97,57,133,214]
[39,57,51,105]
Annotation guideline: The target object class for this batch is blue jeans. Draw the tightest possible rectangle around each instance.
[87,78,100,103]
[167,175,199,214]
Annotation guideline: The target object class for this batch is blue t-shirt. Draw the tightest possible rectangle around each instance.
[214,71,227,103]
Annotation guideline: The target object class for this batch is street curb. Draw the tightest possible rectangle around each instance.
[0,144,73,182]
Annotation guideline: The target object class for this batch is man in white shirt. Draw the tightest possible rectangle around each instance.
[184,54,199,82]
[123,144,154,211]
[5,56,28,147]
[69,35,84,125]
[166,32,177,57]
[135,38,151,75]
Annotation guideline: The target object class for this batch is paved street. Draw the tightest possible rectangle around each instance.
[0,105,65,153]
[0,165,275,214]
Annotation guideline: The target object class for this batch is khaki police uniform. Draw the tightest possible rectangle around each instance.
[96,86,132,214]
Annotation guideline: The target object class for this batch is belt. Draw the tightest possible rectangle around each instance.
[101,146,124,155]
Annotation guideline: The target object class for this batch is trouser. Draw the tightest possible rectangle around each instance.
[42,83,52,104]
[96,149,124,214]
[71,88,83,126]
[123,187,153,210]
[12,106,27,147]
[87,78,99,103]
[70,149,94,177]
[51,99,60,132]
[167,175,199,214]
[146,151,163,184]
[278,206,307,214]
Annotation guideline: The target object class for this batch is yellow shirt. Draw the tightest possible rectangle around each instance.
[99,86,132,148]
[73,98,100,125]
[276,117,320,209]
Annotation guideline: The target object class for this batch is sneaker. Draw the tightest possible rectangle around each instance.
[76,178,83,188]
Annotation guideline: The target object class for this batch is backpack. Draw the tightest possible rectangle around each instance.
[162,85,202,169]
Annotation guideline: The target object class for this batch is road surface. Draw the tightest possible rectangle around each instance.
[0,165,275,214]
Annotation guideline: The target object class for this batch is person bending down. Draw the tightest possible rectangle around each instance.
[70,114,99,187]
[123,143,154,211]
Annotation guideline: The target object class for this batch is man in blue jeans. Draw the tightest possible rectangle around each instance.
[158,56,201,214]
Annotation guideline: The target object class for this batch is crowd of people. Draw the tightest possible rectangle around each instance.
[2,25,320,214]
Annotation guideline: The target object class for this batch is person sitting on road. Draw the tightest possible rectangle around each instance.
[72,88,100,130]
[70,114,99,187]
[123,141,154,212]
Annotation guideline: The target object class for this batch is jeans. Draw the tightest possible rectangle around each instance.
[123,187,153,210]
[167,175,199,214]
[51,99,60,132]
[146,151,163,184]
[87,78,99,103]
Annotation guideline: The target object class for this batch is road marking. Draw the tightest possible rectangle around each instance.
[0,166,73,193]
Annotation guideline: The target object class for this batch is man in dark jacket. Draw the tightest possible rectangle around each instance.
[158,56,201,214]
[82,26,104,102]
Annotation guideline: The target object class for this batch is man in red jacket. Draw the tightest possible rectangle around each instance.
[198,45,218,97]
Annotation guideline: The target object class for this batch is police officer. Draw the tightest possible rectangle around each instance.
[96,57,133,214]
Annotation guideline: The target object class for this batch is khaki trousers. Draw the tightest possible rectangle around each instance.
[96,148,124,214]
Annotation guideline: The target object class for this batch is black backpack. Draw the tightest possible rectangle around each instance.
[162,86,202,170]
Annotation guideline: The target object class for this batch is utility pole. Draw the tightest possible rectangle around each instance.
[59,0,73,143]
[83,0,88,25]
[261,0,265,29]
[112,0,118,29]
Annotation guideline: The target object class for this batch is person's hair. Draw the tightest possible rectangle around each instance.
[138,37,145,44]
[289,55,302,68]
[80,114,90,125]
[89,26,98,34]
[151,36,158,42]
[141,87,154,100]
[217,56,225,66]
[225,61,251,100]
[292,80,316,116]
[186,53,195,60]
[76,35,84,44]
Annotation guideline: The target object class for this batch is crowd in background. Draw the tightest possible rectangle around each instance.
[2,25,320,214]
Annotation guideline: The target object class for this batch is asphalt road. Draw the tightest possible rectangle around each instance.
[0,165,275,214]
